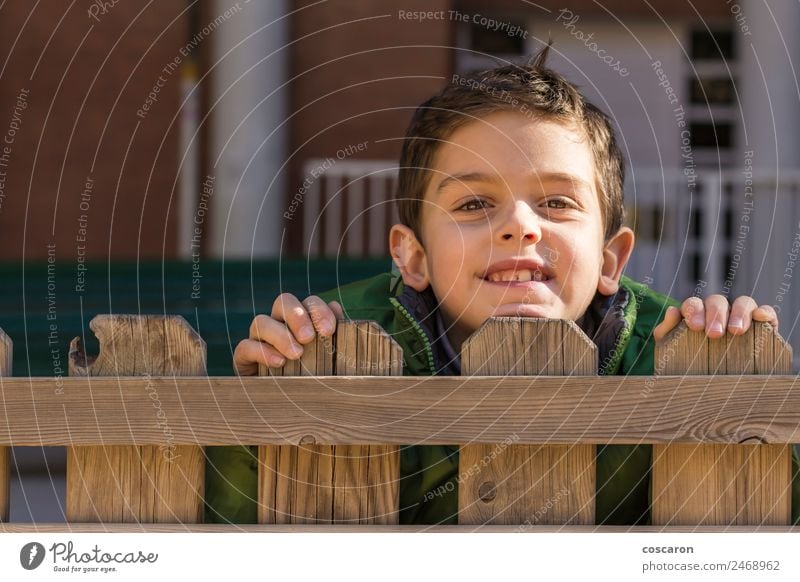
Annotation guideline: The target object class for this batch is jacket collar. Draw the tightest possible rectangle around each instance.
[391,280,634,376]
[394,284,461,375]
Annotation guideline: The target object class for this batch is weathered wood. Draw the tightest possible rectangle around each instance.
[66,315,206,523]
[258,321,402,524]
[0,327,11,522]
[3,523,799,533]
[459,319,598,526]
[652,321,793,526]
[2,375,800,446]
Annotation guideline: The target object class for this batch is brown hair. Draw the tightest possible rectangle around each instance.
[396,45,625,241]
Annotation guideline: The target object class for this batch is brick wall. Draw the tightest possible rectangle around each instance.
[287,0,454,254]
[0,1,188,260]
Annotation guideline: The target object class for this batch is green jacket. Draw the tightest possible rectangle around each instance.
[205,271,799,525]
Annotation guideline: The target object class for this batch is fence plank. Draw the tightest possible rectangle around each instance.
[259,321,402,524]
[66,315,206,523]
[459,318,597,525]
[652,322,792,525]
[0,327,11,522]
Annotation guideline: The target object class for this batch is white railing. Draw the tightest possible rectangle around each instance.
[626,168,800,299]
[299,159,399,258]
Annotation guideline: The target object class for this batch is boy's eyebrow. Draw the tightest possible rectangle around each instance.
[536,172,595,193]
[434,171,594,196]
[434,172,499,196]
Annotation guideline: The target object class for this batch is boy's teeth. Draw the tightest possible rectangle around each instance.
[487,268,545,282]
[517,270,531,282]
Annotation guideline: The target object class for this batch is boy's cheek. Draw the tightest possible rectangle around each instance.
[544,247,561,264]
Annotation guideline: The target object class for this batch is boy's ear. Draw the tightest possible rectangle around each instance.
[598,226,635,296]
[389,224,430,292]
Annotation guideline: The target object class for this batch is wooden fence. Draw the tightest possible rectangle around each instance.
[0,314,797,531]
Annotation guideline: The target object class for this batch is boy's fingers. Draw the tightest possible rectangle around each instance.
[752,304,779,331]
[233,339,287,376]
[653,306,682,343]
[271,293,316,345]
[249,314,304,360]
[680,297,705,331]
[301,295,337,336]
[727,295,757,335]
[233,339,258,376]
[328,300,345,320]
[702,294,729,338]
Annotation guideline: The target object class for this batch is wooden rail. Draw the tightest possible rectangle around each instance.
[0,376,798,446]
[0,315,796,528]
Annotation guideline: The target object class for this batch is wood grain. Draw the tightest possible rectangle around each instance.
[1,375,799,446]
[258,321,402,524]
[652,321,793,526]
[4,523,799,533]
[66,315,206,523]
[0,327,11,522]
[459,319,598,526]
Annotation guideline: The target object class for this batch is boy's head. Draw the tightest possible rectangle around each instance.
[389,45,635,350]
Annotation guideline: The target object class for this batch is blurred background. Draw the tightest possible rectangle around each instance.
[1,0,798,521]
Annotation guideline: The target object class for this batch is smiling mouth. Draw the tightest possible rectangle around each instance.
[482,268,549,283]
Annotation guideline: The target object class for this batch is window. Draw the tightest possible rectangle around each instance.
[469,21,526,55]
[689,122,733,149]
[692,208,703,238]
[691,29,735,60]
[685,26,738,166]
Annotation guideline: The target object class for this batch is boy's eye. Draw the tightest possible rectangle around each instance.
[543,198,572,210]
[456,198,491,212]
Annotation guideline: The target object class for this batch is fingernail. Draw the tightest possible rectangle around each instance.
[299,325,314,341]
[729,316,743,329]
[693,314,704,326]
[289,344,303,358]
[320,321,333,334]
[269,356,285,367]
[710,322,724,334]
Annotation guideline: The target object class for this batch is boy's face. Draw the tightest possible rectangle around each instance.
[390,111,633,350]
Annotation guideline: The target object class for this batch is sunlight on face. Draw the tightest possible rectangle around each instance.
[417,111,609,350]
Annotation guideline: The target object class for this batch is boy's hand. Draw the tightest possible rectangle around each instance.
[233,294,344,376]
[653,294,779,342]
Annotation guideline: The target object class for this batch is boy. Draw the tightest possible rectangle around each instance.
[225,46,784,525]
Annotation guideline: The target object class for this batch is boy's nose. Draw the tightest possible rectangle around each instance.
[499,203,541,242]
[501,232,537,240]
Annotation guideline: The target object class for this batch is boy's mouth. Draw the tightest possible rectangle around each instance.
[483,268,547,282]
[480,258,552,283]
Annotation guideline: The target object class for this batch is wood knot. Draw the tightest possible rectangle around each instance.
[299,434,317,446]
[478,481,496,503]
[738,435,768,444]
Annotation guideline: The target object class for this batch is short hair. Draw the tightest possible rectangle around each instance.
[395,44,625,241]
